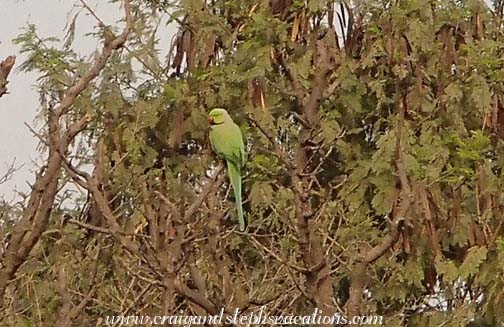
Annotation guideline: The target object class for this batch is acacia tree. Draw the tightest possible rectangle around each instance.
[1,0,504,326]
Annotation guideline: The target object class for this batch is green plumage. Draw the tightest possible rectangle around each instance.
[208,108,246,231]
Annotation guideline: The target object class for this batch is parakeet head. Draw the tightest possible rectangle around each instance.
[208,108,231,125]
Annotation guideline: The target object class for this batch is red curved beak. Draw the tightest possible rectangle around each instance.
[208,117,214,125]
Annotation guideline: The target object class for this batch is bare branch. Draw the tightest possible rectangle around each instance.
[173,278,220,315]
[55,0,133,118]
[0,160,23,186]
[0,56,15,98]
[67,218,114,235]
[184,165,225,221]
[79,0,163,79]
[345,218,403,317]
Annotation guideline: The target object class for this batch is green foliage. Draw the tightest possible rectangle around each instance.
[4,0,504,325]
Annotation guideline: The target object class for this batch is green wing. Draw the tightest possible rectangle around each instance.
[209,121,245,166]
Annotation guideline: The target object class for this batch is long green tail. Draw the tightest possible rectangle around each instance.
[226,160,245,231]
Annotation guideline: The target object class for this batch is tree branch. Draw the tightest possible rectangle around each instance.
[54,0,133,118]
[345,218,403,317]
[0,0,134,308]
[0,56,15,98]
[184,165,225,221]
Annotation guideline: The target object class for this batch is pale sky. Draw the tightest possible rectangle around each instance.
[0,0,161,200]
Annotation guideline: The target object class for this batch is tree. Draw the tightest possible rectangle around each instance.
[1,0,504,326]
[0,55,15,98]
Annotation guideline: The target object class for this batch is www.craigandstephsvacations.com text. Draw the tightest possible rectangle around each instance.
[104,307,383,326]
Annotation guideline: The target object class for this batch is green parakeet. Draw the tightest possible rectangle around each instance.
[208,108,246,231]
